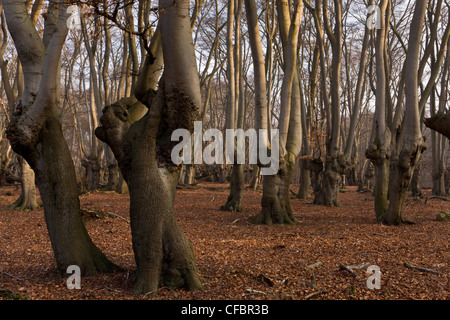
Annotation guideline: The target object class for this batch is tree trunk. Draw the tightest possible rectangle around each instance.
[105,145,119,191]
[249,164,260,190]
[221,164,244,212]
[36,116,118,273]
[8,156,39,211]
[252,0,303,224]
[222,0,245,212]
[245,0,267,195]
[314,0,343,206]
[96,0,203,294]
[4,1,118,275]
[410,157,422,197]
[297,157,311,199]
[253,154,297,225]
[366,0,391,222]
[384,0,428,225]
[81,154,100,192]
[115,171,129,194]
[183,164,196,185]
[313,158,342,206]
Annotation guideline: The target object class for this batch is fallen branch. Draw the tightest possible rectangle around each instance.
[245,288,267,296]
[306,261,323,270]
[2,272,27,282]
[106,212,130,223]
[304,289,328,300]
[424,196,449,205]
[349,263,370,269]
[403,262,440,275]
[304,275,327,299]
[339,264,362,279]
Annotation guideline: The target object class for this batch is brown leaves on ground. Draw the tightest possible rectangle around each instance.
[0,184,448,300]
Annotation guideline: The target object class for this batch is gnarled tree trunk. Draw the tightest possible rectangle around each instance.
[96,0,203,294]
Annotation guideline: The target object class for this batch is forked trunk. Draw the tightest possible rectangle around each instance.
[96,0,205,293]
[9,115,119,274]
[3,1,117,274]
[384,0,428,225]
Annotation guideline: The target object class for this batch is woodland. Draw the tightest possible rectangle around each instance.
[0,0,448,301]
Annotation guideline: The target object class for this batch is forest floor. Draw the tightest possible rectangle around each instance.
[0,183,448,300]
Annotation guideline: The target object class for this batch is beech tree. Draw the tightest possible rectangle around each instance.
[3,0,118,274]
[1,1,40,211]
[251,0,303,225]
[96,0,204,293]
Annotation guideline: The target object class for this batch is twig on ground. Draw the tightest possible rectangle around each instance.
[403,262,440,275]
[244,288,267,296]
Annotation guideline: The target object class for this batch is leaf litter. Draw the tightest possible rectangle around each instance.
[0,184,448,300]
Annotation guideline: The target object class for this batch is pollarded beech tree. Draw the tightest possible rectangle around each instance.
[251,0,304,225]
[384,0,429,225]
[3,0,118,274]
[96,0,204,294]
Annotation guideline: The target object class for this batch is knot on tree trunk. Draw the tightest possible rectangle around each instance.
[96,101,134,165]
[6,113,40,160]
